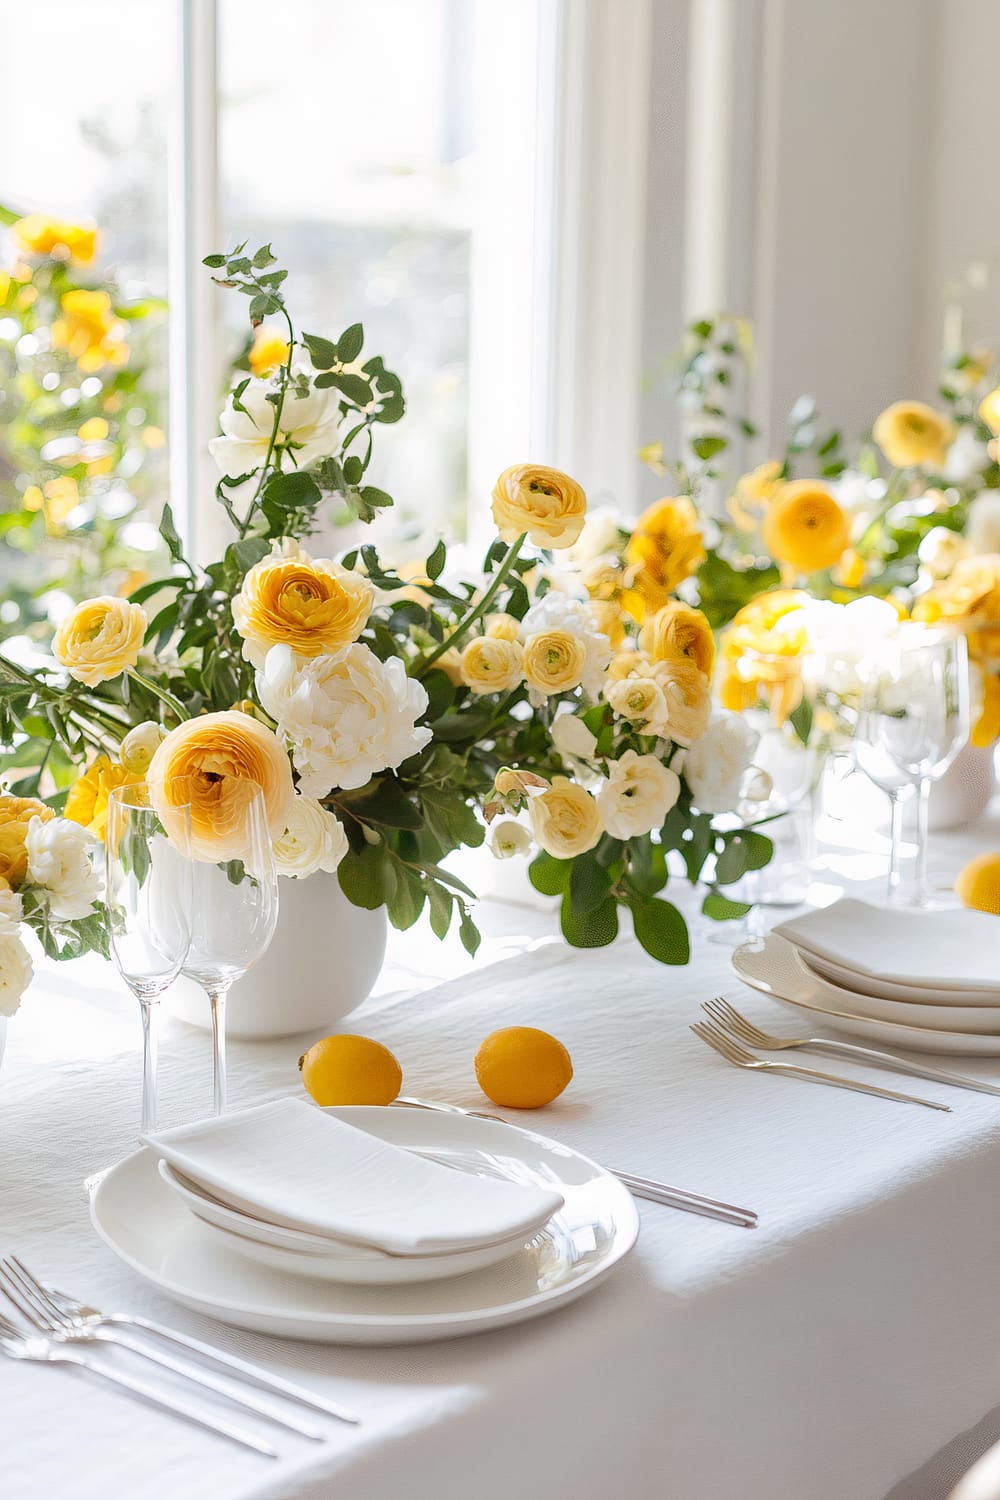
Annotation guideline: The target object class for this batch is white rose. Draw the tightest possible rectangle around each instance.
[597,750,680,839]
[273,794,349,878]
[521,594,612,700]
[681,711,760,814]
[944,426,990,484]
[967,492,1000,555]
[25,816,102,920]
[258,643,431,796]
[0,887,23,925]
[208,378,340,479]
[0,923,33,1016]
[488,818,533,860]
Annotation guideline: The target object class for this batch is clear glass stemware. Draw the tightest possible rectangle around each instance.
[105,782,194,1134]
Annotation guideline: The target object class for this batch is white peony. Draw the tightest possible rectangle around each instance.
[597,751,680,838]
[520,594,612,700]
[258,643,431,796]
[272,794,349,879]
[488,818,533,860]
[0,922,33,1016]
[681,711,760,814]
[25,816,102,920]
[967,492,1000,555]
[208,378,340,480]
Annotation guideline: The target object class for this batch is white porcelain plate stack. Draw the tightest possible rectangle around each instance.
[733,898,1000,1056]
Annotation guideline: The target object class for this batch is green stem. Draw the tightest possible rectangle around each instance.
[237,302,297,539]
[415,535,526,676]
[127,669,189,723]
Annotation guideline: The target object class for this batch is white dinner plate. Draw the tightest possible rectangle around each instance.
[732,937,1000,1056]
[803,950,1000,1009]
[158,1160,541,1285]
[90,1107,639,1344]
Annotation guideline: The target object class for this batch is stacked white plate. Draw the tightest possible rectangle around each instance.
[732,898,1000,1056]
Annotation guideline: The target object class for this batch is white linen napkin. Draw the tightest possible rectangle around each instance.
[774,899,1000,992]
[144,1098,563,1255]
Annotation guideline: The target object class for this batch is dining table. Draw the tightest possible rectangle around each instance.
[5,799,1000,1500]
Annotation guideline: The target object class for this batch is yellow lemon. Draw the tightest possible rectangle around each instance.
[298,1034,403,1106]
[474,1026,573,1109]
[955,853,1000,915]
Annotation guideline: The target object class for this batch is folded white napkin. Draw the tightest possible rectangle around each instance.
[145,1099,563,1255]
[774,899,1000,993]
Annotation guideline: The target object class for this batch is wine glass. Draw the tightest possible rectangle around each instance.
[105,782,193,1134]
[180,782,279,1114]
[854,627,970,905]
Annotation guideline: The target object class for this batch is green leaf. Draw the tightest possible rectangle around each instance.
[692,435,727,461]
[627,838,668,895]
[426,539,447,581]
[715,830,773,884]
[560,891,619,948]
[303,332,339,370]
[337,844,389,909]
[337,323,364,363]
[788,695,814,747]
[528,852,573,896]
[630,895,690,964]
[459,911,482,957]
[569,856,612,917]
[342,455,363,486]
[159,502,185,564]
[702,893,753,921]
[385,863,425,931]
[337,776,424,831]
[252,243,277,268]
[314,371,373,406]
[202,253,227,268]
[427,881,454,940]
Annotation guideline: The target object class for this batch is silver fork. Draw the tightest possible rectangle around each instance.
[0,1311,277,1456]
[391,1096,758,1227]
[691,1020,952,1110]
[0,1259,324,1440]
[5,1260,358,1425]
[704,996,1000,1098]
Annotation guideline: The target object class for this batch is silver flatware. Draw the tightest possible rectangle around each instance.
[705,996,1000,1097]
[0,1310,277,1456]
[692,1019,952,1110]
[391,1096,758,1227]
[0,1258,324,1440]
[9,1261,359,1425]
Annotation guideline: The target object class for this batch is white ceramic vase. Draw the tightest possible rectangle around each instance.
[166,873,388,1039]
[928,744,996,831]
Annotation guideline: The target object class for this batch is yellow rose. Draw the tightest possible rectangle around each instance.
[491,464,587,549]
[50,289,128,371]
[528,777,602,858]
[232,543,374,668]
[650,655,711,745]
[460,636,524,695]
[0,795,54,887]
[64,755,141,841]
[622,496,705,622]
[762,481,850,574]
[13,214,98,264]
[53,595,146,686]
[485,613,521,642]
[638,600,715,677]
[873,400,956,470]
[248,324,290,377]
[979,388,1000,438]
[522,630,586,697]
[148,711,294,863]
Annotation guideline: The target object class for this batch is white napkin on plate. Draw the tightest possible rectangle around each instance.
[774,899,1000,993]
[144,1098,563,1255]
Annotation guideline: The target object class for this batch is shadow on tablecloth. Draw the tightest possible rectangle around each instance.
[886,1405,1000,1500]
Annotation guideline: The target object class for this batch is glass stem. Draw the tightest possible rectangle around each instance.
[915,776,932,908]
[886,790,905,901]
[209,986,230,1116]
[139,998,158,1135]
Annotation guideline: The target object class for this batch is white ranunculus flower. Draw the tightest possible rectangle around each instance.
[0,922,33,1016]
[258,643,432,796]
[967,492,1000,555]
[488,818,533,860]
[273,794,349,879]
[208,379,340,479]
[681,711,760,814]
[25,816,102,920]
[567,505,623,565]
[944,426,991,484]
[597,750,680,839]
[521,594,612,700]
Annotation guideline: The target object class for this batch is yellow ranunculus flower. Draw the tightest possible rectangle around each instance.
[50,289,128,371]
[589,599,625,650]
[460,637,524,695]
[621,496,705,622]
[762,480,850,574]
[64,756,141,841]
[721,655,803,727]
[522,630,586,697]
[650,655,711,746]
[832,548,866,589]
[528,777,602,859]
[873,400,956,470]
[719,668,758,714]
[605,674,667,729]
[42,476,81,529]
[724,590,812,656]
[147,711,295,863]
[435,648,465,686]
[913,555,1000,668]
[638,599,715,678]
[53,595,147,687]
[606,649,650,682]
[248,324,291,377]
[727,460,784,532]
[485,613,521,642]
[491,464,587,550]
[972,672,1000,748]
[232,542,374,668]
[13,214,98,264]
[979,388,1000,438]
[0,795,54,888]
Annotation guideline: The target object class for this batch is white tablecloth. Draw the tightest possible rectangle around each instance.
[6,809,1000,1500]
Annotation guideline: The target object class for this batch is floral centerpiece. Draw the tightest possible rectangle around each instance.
[0,244,774,1018]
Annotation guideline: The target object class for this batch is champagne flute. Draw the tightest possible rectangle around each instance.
[180,782,278,1114]
[105,782,193,1134]
[854,628,970,905]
